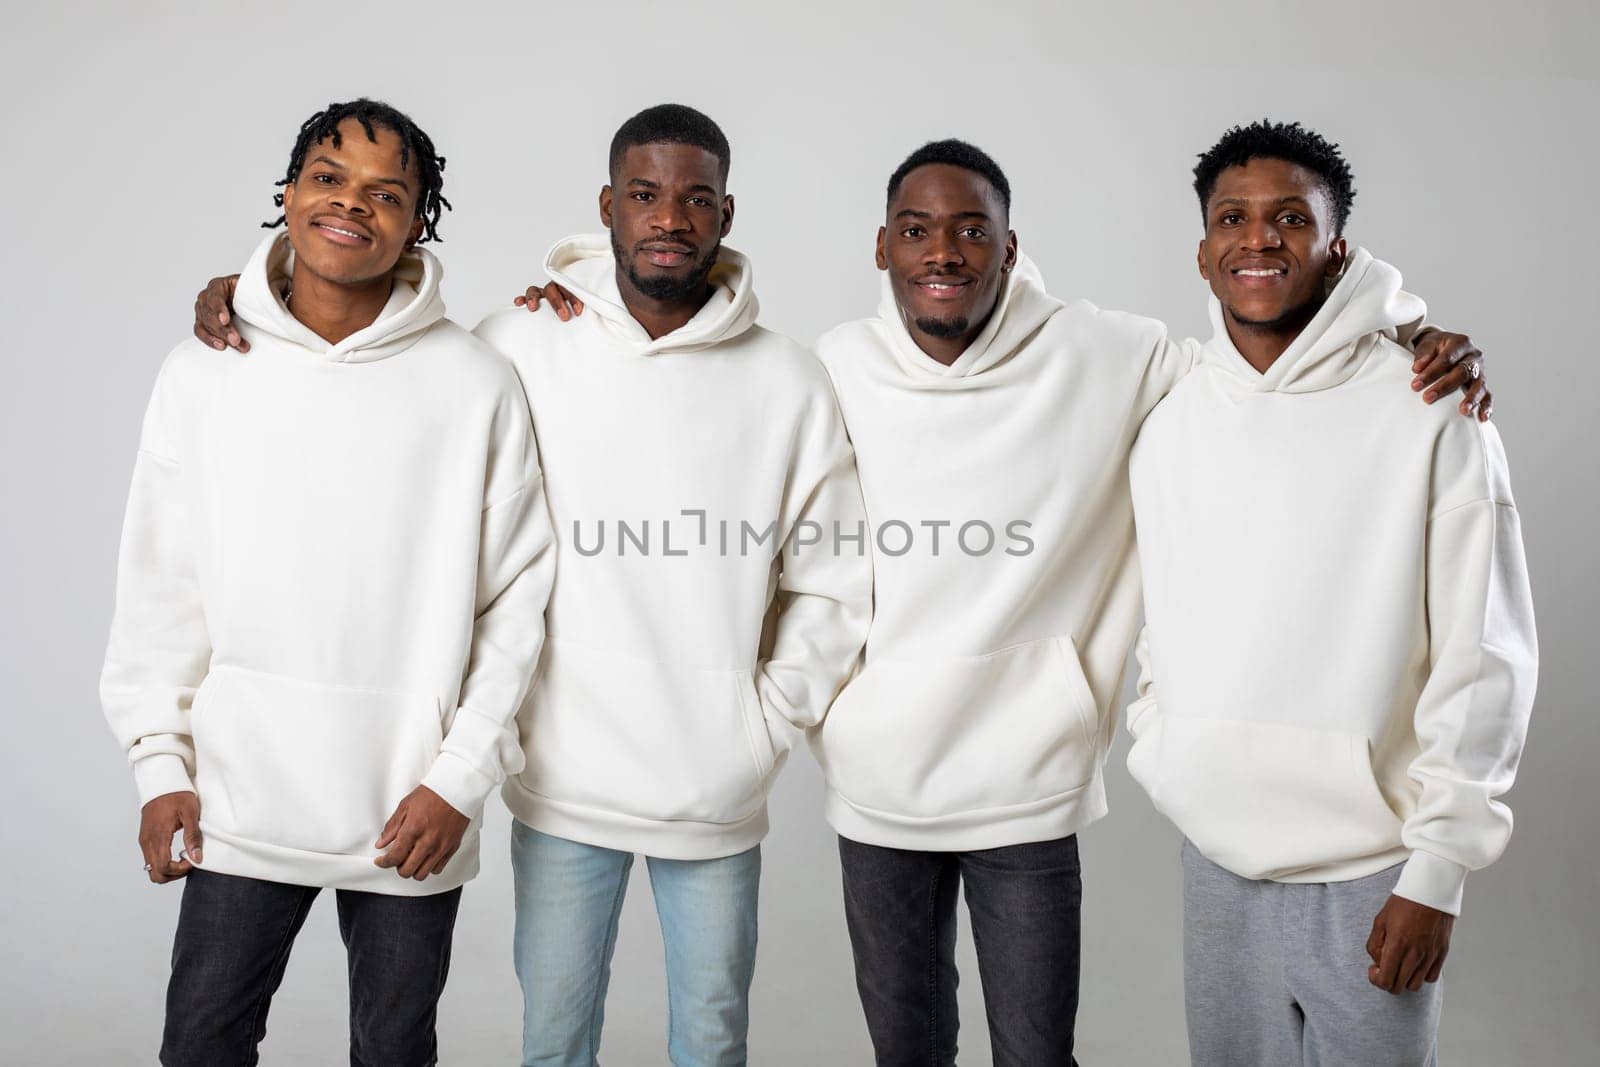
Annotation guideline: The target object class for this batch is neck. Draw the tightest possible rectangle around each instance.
[1222,296,1324,375]
[615,266,712,341]
[286,261,395,346]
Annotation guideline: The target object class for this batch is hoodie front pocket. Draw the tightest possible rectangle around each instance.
[1134,715,1402,880]
[817,635,1101,818]
[191,665,443,856]
[520,639,774,824]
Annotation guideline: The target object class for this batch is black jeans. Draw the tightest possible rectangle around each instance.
[839,833,1083,1067]
[160,868,462,1067]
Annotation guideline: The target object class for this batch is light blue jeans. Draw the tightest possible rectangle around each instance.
[511,820,761,1067]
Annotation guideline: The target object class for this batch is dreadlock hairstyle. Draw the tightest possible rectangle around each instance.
[263,98,452,243]
[1193,120,1357,235]
[609,104,732,184]
[886,139,1012,216]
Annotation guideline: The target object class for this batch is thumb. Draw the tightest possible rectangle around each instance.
[375,804,405,849]
[181,798,204,864]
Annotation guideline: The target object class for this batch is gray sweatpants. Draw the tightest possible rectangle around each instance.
[1182,840,1443,1067]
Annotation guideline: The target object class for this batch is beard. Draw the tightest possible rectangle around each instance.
[913,314,971,339]
[611,229,721,302]
[1225,288,1328,333]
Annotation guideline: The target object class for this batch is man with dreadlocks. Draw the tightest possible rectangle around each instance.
[101,98,555,1065]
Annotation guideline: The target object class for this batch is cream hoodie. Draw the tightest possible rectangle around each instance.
[474,236,872,860]
[810,256,1194,850]
[1126,248,1537,915]
[101,232,556,894]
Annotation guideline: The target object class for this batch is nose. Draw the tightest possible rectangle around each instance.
[328,192,370,218]
[648,196,690,235]
[1240,216,1282,251]
[923,230,964,269]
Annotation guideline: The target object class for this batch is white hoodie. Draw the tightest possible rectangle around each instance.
[1126,248,1537,915]
[101,232,556,894]
[474,236,872,860]
[809,256,1194,850]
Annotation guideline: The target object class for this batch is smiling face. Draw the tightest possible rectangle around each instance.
[877,163,1017,354]
[601,142,733,305]
[280,118,423,290]
[1198,157,1346,333]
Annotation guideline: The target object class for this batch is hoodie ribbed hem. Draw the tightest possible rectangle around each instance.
[193,823,477,894]
[823,773,1109,852]
[502,781,768,861]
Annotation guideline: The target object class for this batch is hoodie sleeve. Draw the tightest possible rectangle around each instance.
[756,373,874,733]
[1392,421,1537,915]
[100,358,210,805]
[420,372,557,818]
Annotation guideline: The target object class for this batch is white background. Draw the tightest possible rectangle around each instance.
[3,1,1597,1062]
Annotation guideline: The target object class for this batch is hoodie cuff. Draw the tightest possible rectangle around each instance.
[133,754,196,807]
[421,752,496,821]
[1392,849,1468,916]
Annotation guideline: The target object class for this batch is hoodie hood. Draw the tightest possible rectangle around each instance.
[543,233,759,355]
[1201,247,1426,393]
[232,232,446,363]
[875,253,1064,385]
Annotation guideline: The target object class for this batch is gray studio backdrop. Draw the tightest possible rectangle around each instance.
[4,2,1596,1063]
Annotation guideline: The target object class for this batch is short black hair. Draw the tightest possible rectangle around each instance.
[1193,119,1356,235]
[264,98,451,243]
[886,139,1012,216]
[609,104,731,184]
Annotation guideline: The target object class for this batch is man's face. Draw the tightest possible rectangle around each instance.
[877,163,1017,342]
[280,118,424,288]
[602,142,733,302]
[1198,157,1345,330]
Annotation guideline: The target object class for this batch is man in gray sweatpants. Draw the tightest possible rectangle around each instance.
[1124,120,1537,1066]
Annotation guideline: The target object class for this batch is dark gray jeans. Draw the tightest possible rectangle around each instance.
[838,833,1083,1067]
[160,867,461,1067]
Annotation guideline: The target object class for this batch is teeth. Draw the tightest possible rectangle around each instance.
[321,225,364,239]
[1237,269,1283,277]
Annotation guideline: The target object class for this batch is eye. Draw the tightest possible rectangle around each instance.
[900,226,925,239]
[960,227,986,239]
[688,197,713,208]
[1279,212,1307,226]
[1220,212,1243,226]
[631,191,654,202]
[375,192,400,205]
[312,173,336,185]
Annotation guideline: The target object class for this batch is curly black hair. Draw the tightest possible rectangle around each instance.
[609,103,731,184]
[263,98,451,243]
[886,139,1011,216]
[1194,120,1355,235]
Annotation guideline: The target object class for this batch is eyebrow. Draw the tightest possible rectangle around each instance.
[1213,195,1313,209]
[306,154,413,191]
[627,177,720,196]
[894,209,992,221]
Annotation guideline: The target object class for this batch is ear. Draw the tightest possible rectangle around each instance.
[599,185,614,229]
[1001,231,1019,274]
[1325,236,1348,278]
[875,226,888,271]
[720,194,735,238]
[405,217,425,249]
[1196,239,1210,281]
[281,181,296,212]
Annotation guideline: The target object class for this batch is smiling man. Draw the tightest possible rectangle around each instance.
[1125,120,1537,1066]
[101,99,555,1065]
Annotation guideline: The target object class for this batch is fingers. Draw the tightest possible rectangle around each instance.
[516,286,544,312]
[1424,952,1447,984]
[1478,388,1494,422]
[139,824,190,884]
[194,296,234,351]
[1457,377,1487,417]
[1366,915,1385,965]
[547,283,582,320]
[198,276,248,353]
[1393,946,1427,995]
[1421,359,1483,405]
[1372,931,1406,993]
